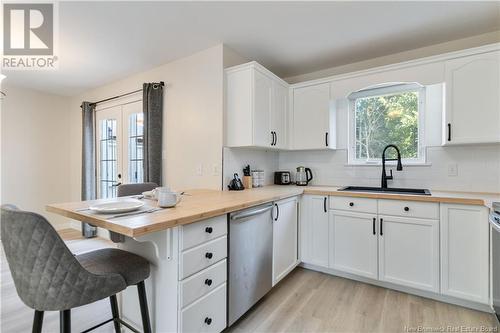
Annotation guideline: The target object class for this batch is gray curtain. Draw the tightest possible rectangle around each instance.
[143,82,163,186]
[81,101,97,238]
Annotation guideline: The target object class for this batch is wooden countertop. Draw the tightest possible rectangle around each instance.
[47,186,499,237]
[303,186,500,208]
[46,187,303,237]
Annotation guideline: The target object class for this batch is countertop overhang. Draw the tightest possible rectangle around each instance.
[46,186,500,237]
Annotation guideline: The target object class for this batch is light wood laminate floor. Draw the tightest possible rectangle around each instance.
[2,229,498,332]
[228,268,498,333]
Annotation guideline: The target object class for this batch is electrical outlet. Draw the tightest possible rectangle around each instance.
[448,163,458,177]
[196,164,203,176]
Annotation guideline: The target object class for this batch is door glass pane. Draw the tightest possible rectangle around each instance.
[99,118,118,198]
[128,113,144,183]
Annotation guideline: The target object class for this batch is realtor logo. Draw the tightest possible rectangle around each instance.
[2,2,58,69]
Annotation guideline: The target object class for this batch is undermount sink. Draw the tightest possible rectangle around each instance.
[338,186,431,196]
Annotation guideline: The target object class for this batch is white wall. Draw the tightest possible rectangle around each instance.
[1,84,71,229]
[69,45,225,201]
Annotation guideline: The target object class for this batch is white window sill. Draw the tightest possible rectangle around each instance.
[345,162,432,167]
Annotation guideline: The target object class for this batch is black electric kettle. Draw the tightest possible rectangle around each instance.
[228,173,244,191]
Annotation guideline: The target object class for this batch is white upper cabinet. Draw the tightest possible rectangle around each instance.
[225,62,289,149]
[291,83,335,150]
[443,50,500,145]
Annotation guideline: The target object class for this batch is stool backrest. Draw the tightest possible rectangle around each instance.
[117,182,158,197]
[0,205,125,310]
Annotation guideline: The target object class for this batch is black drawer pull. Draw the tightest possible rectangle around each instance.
[448,123,451,142]
[349,202,354,207]
[372,217,376,235]
[205,252,213,259]
[404,206,409,212]
[380,218,383,236]
[325,132,329,147]
[205,317,212,325]
[323,197,327,213]
[205,279,213,286]
[205,227,213,234]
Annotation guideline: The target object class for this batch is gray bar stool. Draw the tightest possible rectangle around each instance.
[117,182,158,197]
[1,205,152,333]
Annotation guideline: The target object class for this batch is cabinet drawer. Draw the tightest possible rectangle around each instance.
[329,196,377,214]
[378,199,439,219]
[181,215,227,251]
[180,283,227,333]
[180,236,227,280]
[180,259,227,308]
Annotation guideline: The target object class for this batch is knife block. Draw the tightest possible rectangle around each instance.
[242,176,252,189]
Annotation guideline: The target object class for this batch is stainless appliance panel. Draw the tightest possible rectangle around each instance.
[228,204,273,326]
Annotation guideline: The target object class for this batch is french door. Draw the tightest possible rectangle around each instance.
[96,100,144,199]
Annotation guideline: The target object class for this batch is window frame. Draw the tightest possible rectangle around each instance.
[347,82,426,166]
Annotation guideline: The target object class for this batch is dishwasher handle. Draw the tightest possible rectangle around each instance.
[230,204,273,221]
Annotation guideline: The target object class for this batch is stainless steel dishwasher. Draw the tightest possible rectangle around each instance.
[228,203,274,326]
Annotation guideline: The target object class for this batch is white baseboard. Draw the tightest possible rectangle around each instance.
[300,262,493,313]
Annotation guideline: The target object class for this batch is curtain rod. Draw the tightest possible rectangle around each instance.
[81,81,164,108]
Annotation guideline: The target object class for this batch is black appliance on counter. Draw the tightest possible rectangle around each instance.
[274,171,291,185]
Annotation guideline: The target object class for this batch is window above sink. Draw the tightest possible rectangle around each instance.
[347,82,426,165]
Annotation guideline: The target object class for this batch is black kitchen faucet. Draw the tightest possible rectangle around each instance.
[381,144,403,189]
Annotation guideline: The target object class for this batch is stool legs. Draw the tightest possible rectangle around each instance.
[137,281,152,333]
[60,309,71,333]
[109,295,121,333]
[32,310,44,333]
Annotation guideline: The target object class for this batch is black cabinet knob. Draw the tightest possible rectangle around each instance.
[205,227,213,234]
[404,206,409,212]
[205,279,213,286]
[205,252,213,259]
[349,202,354,207]
[204,317,212,325]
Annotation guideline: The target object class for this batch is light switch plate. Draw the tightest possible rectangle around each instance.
[447,163,458,177]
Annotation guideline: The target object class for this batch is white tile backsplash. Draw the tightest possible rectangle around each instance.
[223,147,279,190]
[278,145,500,193]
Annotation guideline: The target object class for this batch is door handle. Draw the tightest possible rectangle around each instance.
[325,132,329,147]
[111,182,122,187]
[271,131,275,146]
[274,132,277,146]
[380,218,383,236]
[447,123,451,142]
[323,197,327,213]
[372,217,376,235]
[274,203,280,221]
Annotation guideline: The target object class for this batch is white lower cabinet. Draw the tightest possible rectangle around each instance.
[378,215,439,292]
[300,195,329,267]
[440,204,489,304]
[329,210,378,279]
[272,197,298,285]
[180,284,227,333]
[301,195,490,307]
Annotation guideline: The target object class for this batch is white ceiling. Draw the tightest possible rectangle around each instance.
[3,1,500,96]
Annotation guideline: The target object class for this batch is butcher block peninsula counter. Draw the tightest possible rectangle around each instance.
[47,185,499,238]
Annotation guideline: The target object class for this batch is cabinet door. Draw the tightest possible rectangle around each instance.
[272,197,298,285]
[300,195,329,267]
[378,215,439,292]
[292,83,332,150]
[253,70,273,147]
[330,210,378,279]
[440,204,489,304]
[444,51,500,145]
[271,81,288,149]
